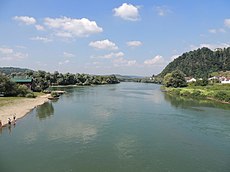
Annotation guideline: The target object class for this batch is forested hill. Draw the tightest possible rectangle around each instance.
[0,67,33,75]
[158,47,230,78]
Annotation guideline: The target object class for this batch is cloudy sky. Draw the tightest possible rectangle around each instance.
[0,0,230,76]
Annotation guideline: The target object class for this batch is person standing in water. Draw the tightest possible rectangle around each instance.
[13,115,16,125]
[8,118,11,125]
[0,120,2,128]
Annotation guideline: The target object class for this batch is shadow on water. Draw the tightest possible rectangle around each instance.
[36,102,54,120]
[164,93,230,110]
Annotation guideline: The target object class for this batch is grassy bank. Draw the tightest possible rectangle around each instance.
[0,97,24,107]
[0,92,45,107]
[163,84,230,104]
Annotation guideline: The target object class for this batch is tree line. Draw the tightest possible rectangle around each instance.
[0,69,120,97]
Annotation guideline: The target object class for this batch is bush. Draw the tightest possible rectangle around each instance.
[181,91,191,96]
[17,93,24,97]
[51,91,59,97]
[191,90,206,98]
[163,70,187,88]
[195,79,208,86]
[214,91,229,101]
[16,85,29,96]
[25,92,36,98]
[169,89,181,96]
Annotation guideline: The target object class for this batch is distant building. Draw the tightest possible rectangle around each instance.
[186,77,196,83]
[221,77,230,84]
[208,76,218,80]
[208,76,230,84]
[11,77,33,89]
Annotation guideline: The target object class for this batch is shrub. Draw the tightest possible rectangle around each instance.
[191,90,206,98]
[16,85,30,96]
[195,79,208,86]
[17,93,24,97]
[51,91,59,97]
[25,92,36,98]
[163,70,187,88]
[170,89,181,95]
[214,91,228,101]
[181,91,191,96]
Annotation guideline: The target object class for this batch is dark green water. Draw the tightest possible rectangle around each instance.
[0,82,230,172]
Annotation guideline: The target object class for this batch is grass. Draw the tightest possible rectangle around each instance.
[0,92,46,107]
[0,97,24,107]
[163,84,230,104]
[33,92,46,97]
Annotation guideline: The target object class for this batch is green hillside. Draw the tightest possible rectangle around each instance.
[158,47,230,78]
[0,67,33,75]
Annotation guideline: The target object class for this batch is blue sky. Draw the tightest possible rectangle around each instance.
[0,0,230,76]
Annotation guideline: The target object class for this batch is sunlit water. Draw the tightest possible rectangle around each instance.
[0,82,230,172]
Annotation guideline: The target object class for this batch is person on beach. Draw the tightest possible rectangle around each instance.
[13,115,16,125]
[0,120,2,128]
[8,118,11,125]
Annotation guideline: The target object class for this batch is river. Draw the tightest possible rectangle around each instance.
[0,82,230,172]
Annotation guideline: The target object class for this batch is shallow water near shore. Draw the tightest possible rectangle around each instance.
[0,82,230,172]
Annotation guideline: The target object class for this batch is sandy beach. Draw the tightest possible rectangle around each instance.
[0,94,50,127]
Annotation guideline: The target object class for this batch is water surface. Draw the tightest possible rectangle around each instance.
[0,83,230,172]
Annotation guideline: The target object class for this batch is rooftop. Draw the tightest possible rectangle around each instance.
[11,77,33,83]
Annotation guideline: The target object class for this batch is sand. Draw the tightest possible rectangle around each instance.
[0,94,50,127]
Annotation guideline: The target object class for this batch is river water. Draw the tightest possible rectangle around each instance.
[0,82,230,172]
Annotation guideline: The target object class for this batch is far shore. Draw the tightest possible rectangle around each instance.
[162,86,230,105]
[0,94,50,127]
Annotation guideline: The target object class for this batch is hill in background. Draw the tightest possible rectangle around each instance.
[0,67,33,75]
[158,47,230,78]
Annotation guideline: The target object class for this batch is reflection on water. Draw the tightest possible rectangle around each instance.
[164,93,230,110]
[115,135,137,160]
[0,83,230,172]
[36,102,54,120]
[46,122,98,144]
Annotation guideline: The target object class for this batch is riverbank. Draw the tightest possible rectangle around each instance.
[0,94,50,127]
[162,84,230,104]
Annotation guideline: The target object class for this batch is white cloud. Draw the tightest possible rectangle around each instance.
[16,45,27,49]
[126,41,142,47]
[35,25,45,31]
[144,55,164,65]
[59,59,70,65]
[219,28,226,33]
[63,52,75,58]
[113,3,140,21]
[0,47,28,61]
[156,6,171,16]
[30,36,52,43]
[91,52,124,59]
[170,54,180,61]
[13,16,36,25]
[209,29,217,34]
[36,61,47,67]
[224,19,230,28]
[92,61,101,65]
[55,32,73,38]
[208,28,226,34]
[113,57,137,67]
[89,39,118,50]
[190,43,230,51]
[44,17,103,37]
[0,47,13,54]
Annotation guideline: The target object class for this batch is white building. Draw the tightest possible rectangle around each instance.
[208,76,218,80]
[221,78,230,84]
[186,78,196,83]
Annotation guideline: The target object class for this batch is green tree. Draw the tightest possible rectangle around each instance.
[163,73,173,87]
[163,70,187,88]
